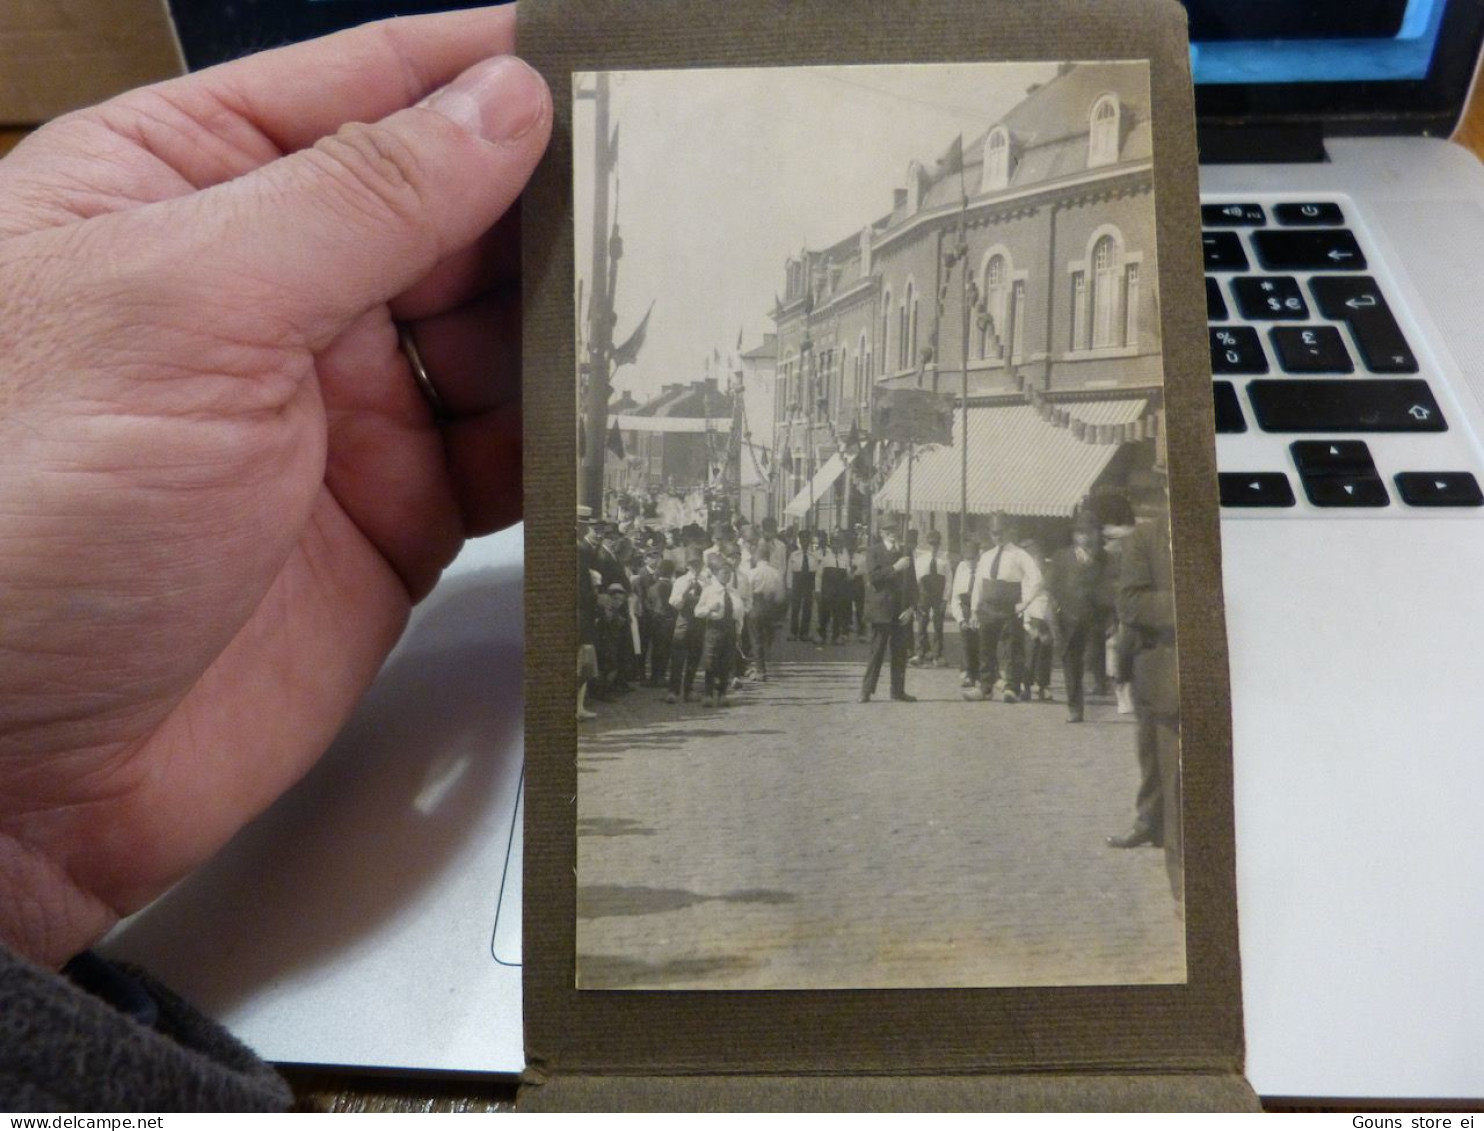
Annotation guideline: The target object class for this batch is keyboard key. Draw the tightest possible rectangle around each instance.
[1270,326,1354,373]
[1210,327,1268,374]
[1206,276,1228,321]
[1290,440,1376,476]
[1252,229,1366,271]
[1308,276,1418,373]
[1274,202,1345,226]
[1247,379,1447,432]
[1219,472,1296,508]
[1231,276,1309,320]
[1203,230,1250,271]
[1394,472,1484,507]
[1203,203,1267,226]
[1301,475,1390,507]
[1213,381,1246,433]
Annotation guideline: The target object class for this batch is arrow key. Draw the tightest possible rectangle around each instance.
[1301,473,1390,508]
[1291,440,1375,476]
[1394,471,1484,507]
[1219,472,1296,508]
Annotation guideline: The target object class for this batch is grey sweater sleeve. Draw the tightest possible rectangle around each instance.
[0,945,292,1112]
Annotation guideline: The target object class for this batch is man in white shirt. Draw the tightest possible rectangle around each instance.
[785,531,817,641]
[912,528,949,666]
[695,555,745,708]
[973,514,1044,704]
[949,537,982,689]
[745,550,786,681]
[814,531,852,646]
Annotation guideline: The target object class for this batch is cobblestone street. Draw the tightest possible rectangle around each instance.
[576,633,1186,990]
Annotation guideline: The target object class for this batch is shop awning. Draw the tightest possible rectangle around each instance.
[875,399,1147,518]
[783,453,848,518]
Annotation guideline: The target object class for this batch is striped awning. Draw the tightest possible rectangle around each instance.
[783,453,847,518]
[875,399,1147,518]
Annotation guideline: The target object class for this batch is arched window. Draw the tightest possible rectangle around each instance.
[982,254,1009,359]
[857,332,867,409]
[983,127,1011,191]
[1091,234,1123,348]
[881,289,892,377]
[901,280,919,370]
[1088,94,1120,167]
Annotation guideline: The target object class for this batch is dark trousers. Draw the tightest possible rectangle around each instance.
[701,620,736,697]
[851,578,866,634]
[915,597,945,660]
[649,615,675,686]
[977,614,1024,692]
[958,619,980,682]
[788,572,814,638]
[862,621,909,699]
[748,611,776,676]
[818,572,848,642]
[667,620,704,698]
[1059,617,1093,717]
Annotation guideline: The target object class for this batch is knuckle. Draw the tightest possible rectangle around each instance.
[307,121,434,236]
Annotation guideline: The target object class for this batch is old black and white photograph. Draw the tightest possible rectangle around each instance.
[572,60,1185,990]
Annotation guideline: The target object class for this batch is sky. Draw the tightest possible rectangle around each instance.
[572,61,1062,423]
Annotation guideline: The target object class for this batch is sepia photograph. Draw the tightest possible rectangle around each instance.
[571,60,1185,991]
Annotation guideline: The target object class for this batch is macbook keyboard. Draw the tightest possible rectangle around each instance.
[1201,197,1483,513]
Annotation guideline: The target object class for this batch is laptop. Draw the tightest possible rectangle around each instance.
[107,0,1484,1101]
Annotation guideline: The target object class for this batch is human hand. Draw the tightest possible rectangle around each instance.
[0,9,550,967]
[893,556,911,572]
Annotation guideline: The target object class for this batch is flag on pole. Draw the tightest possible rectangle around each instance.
[937,133,961,175]
[611,302,653,367]
[607,419,625,459]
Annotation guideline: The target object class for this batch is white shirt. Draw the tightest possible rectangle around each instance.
[973,542,1044,609]
[949,557,979,623]
[693,577,745,625]
[913,546,948,584]
[747,560,786,605]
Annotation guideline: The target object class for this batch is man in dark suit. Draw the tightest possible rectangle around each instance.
[859,525,918,703]
[1047,509,1105,723]
[1107,511,1182,906]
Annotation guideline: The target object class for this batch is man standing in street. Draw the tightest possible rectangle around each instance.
[745,544,786,681]
[950,537,982,690]
[1107,510,1182,907]
[665,551,708,704]
[695,554,745,708]
[860,525,918,703]
[815,530,851,646]
[973,514,1044,704]
[786,530,816,642]
[1047,510,1105,723]
[912,528,949,666]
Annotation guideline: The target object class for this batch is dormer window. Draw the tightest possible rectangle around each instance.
[983,127,1011,191]
[1088,94,1120,168]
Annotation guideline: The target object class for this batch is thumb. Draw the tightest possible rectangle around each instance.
[135,55,551,349]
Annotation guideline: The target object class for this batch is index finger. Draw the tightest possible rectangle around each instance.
[181,6,520,155]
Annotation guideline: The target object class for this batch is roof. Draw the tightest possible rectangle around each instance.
[633,380,735,419]
[874,398,1147,518]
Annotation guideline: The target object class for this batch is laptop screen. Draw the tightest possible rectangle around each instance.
[167,0,1484,136]
[1190,0,1436,85]
[1190,0,1484,134]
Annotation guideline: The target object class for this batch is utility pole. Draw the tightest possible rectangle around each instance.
[578,73,612,514]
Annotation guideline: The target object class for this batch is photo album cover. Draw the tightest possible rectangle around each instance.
[520,0,1251,1107]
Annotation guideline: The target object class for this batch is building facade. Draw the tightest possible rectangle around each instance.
[771,62,1165,549]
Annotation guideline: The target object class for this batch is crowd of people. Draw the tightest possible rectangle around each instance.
[574,496,1147,724]
[575,493,1181,904]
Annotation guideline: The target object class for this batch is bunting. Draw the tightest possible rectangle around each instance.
[1024,385,1161,445]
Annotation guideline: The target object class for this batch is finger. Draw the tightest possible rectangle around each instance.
[106,54,550,352]
[404,287,521,418]
[0,10,524,235]
[445,401,524,536]
[390,204,520,321]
